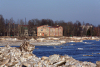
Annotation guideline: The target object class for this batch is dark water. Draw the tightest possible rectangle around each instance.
[33,40,100,63]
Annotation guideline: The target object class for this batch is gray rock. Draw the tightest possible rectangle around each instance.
[48,54,60,64]
[96,61,100,67]
[0,41,97,67]
[20,41,35,52]
[0,59,9,66]
[54,60,66,66]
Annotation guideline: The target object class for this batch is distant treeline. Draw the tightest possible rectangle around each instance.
[0,14,100,36]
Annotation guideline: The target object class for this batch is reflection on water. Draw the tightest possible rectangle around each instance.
[33,40,100,63]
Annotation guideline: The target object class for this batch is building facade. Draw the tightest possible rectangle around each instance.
[18,25,28,36]
[37,25,63,36]
[18,25,37,36]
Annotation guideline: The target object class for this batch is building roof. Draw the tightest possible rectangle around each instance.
[51,26,61,28]
[37,25,62,28]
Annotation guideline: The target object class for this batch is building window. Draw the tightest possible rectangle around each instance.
[41,29,43,31]
[55,33,57,35]
[50,29,52,32]
[53,29,55,31]
[46,28,49,31]
[40,33,41,35]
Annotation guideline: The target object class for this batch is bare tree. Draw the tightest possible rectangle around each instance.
[0,15,5,36]
[19,19,25,36]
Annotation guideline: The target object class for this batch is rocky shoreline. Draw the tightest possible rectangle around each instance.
[0,36,100,46]
[0,41,100,67]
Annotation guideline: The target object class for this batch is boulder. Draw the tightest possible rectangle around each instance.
[41,56,48,60]
[48,54,60,64]
[54,60,66,66]
[36,38,46,42]
[52,38,60,40]
[96,61,100,67]
[22,62,32,67]
[29,38,35,41]
[0,41,97,67]
[0,59,9,66]
[20,41,35,52]
[23,53,33,59]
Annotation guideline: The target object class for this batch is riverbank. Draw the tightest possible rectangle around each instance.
[0,36,100,46]
[0,41,98,67]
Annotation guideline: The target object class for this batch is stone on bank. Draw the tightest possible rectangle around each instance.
[0,41,97,67]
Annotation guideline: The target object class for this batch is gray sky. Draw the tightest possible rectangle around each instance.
[0,0,100,26]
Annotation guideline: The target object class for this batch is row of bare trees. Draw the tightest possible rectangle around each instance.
[0,14,100,36]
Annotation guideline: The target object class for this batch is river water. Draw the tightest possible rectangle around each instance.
[33,40,100,63]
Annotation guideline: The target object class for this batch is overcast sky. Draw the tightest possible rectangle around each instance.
[0,0,100,26]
